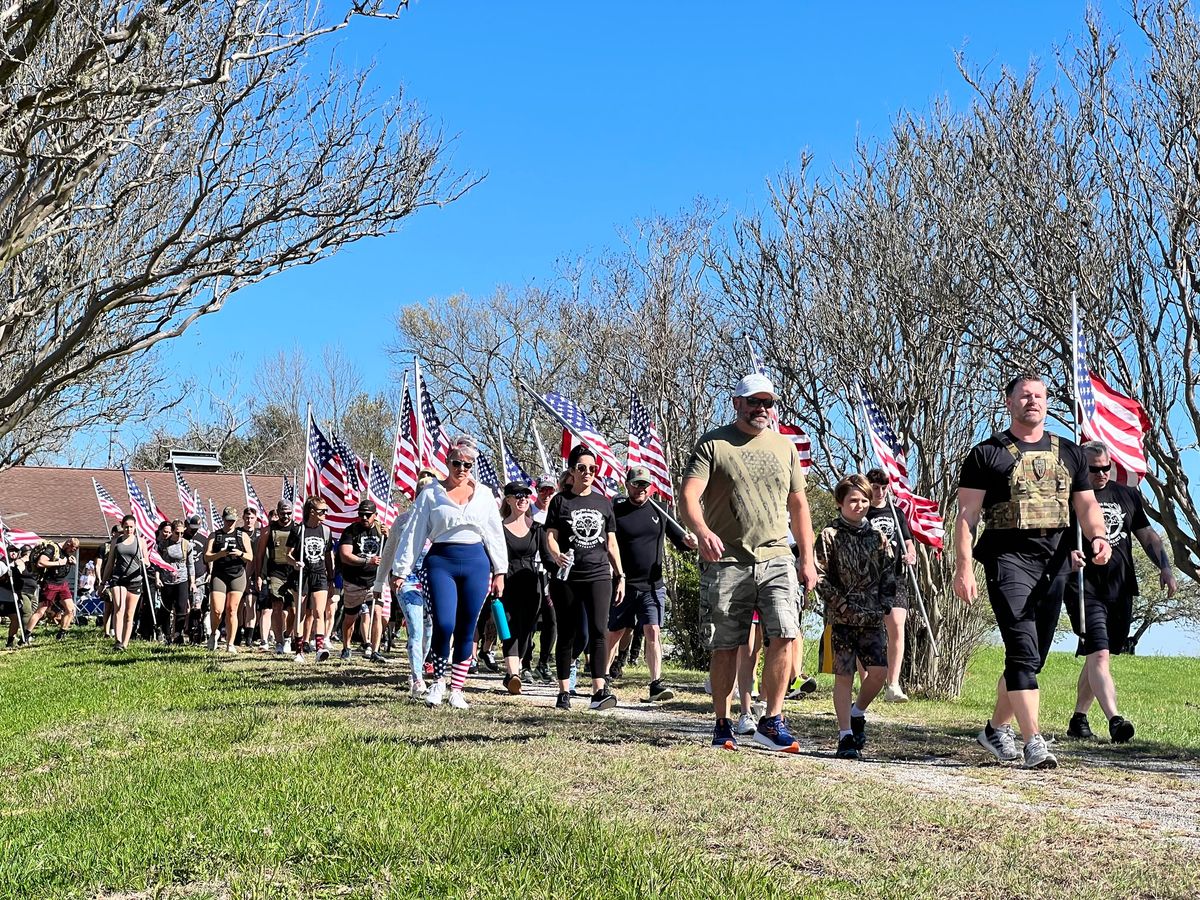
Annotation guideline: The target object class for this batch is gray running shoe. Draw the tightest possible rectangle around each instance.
[1022,733,1058,770]
[976,723,1021,762]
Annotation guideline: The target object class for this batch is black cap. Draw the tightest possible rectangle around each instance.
[185,514,202,527]
[357,499,377,514]
[503,480,532,497]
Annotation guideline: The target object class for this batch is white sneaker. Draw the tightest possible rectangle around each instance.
[409,679,427,700]
[977,723,1021,762]
[225,643,238,655]
[206,632,218,652]
[703,675,712,695]
[734,712,757,735]
[883,684,909,703]
[425,680,446,707]
[448,689,469,710]
[293,652,306,664]
[1022,733,1058,770]
[750,701,767,721]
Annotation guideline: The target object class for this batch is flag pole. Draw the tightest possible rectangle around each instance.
[1070,292,1087,636]
[413,358,428,471]
[854,384,939,657]
[294,404,312,649]
[529,419,553,474]
[388,370,409,490]
[122,466,161,640]
[0,511,31,643]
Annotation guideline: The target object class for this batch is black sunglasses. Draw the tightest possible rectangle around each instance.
[573,464,599,474]
[1088,465,1110,474]
[450,459,474,471]
[743,396,775,409]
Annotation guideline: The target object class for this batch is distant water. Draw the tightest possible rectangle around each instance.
[1051,621,1198,657]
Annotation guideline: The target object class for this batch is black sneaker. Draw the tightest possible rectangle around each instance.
[468,658,479,675]
[534,664,552,683]
[589,688,617,711]
[1067,712,1094,740]
[835,734,861,760]
[4,637,12,650]
[608,661,625,681]
[481,651,499,672]
[55,629,66,642]
[711,717,738,751]
[1109,715,1135,744]
[785,674,819,700]
[555,691,571,711]
[647,679,674,702]
[850,714,867,750]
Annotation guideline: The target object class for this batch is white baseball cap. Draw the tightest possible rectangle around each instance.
[734,373,777,399]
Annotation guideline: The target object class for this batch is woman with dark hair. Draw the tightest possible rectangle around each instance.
[498,481,543,693]
[545,444,625,711]
[204,505,254,654]
[157,519,194,645]
[101,514,147,650]
[376,437,507,710]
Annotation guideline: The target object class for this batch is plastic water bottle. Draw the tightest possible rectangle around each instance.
[556,549,575,581]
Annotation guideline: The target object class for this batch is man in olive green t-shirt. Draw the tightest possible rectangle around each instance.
[681,373,817,753]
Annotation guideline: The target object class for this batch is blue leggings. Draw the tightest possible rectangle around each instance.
[423,542,491,675]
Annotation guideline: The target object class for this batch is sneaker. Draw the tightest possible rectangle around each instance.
[371,650,390,664]
[55,629,66,641]
[752,715,800,753]
[339,647,351,661]
[293,652,306,664]
[883,683,910,703]
[711,717,738,751]
[589,688,618,711]
[316,646,330,663]
[409,679,427,700]
[303,641,314,653]
[481,651,498,672]
[206,631,218,652]
[448,689,469,710]
[1067,712,1094,740]
[608,661,625,681]
[647,679,674,702]
[425,681,446,708]
[520,667,534,685]
[835,734,861,760]
[468,658,479,675]
[5,637,13,650]
[1023,733,1058,770]
[734,712,757,736]
[750,700,767,721]
[504,673,523,695]
[1108,715,1135,744]
[786,675,819,700]
[850,714,867,750]
[225,643,238,655]
[555,690,571,710]
[534,664,551,683]
[977,723,1021,762]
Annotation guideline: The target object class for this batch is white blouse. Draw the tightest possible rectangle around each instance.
[373,482,508,592]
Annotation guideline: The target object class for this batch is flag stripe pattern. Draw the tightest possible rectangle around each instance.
[93,478,125,522]
[392,377,420,500]
[627,392,673,501]
[416,368,451,477]
[859,389,945,551]
[305,416,359,538]
[209,499,221,536]
[474,452,502,493]
[777,423,813,472]
[122,466,174,572]
[367,458,397,530]
[503,444,532,487]
[1074,322,1150,486]
[0,510,40,551]
[174,470,197,520]
[561,430,620,498]
[243,473,270,528]
[542,392,624,479]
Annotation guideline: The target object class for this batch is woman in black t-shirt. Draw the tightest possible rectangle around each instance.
[499,481,543,694]
[545,445,625,712]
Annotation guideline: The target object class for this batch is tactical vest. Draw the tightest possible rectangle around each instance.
[983,434,1071,531]
[268,525,293,570]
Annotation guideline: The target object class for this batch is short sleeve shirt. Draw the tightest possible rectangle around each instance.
[683,424,806,563]
[866,502,912,574]
[288,525,332,575]
[1072,481,1151,602]
[339,521,385,588]
[546,490,616,582]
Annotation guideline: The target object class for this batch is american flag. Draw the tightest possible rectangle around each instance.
[391,372,420,500]
[367,457,397,530]
[304,414,358,538]
[778,423,813,472]
[93,478,125,522]
[143,480,168,525]
[474,452,502,493]
[503,443,533,487]
[415,362,450,477]
[174,469,197,520]
[542,392,625,479]
[282,474,295,505]
[0,509,40,552]
[858,388,945,551]
[331,432,368,501]
[283,475,302,526]
[746,337,782,431]
[243,472,269,528]
[192,490,208,536]
[121,466,174,571]
[627,391,673,502]
[209,499,221,535]
[1073,317,1150,486]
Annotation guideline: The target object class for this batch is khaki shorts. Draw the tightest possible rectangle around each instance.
[699,556,799,651]
[342,583,387,619]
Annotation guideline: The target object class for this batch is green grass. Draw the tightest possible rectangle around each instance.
[0,632,1197,899]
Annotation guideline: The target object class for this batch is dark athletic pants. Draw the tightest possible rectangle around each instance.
[160,581,189,642]
[983,552,1068,692]
[500,569,542,662]
[554,578,610,682]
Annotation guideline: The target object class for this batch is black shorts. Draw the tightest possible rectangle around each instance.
[829,623,887,676]
[983,552,1067,692]
[110,574,144,593]
[302,569,329,595]
[607,584,666,631]
[890,576,910,612]
[1066,588,1134,656]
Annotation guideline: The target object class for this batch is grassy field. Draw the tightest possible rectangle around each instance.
[0,632,1197,900]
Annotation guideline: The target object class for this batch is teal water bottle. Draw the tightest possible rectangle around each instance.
[490,595,511,641]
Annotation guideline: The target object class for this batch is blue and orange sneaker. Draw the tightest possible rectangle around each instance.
[752,714,800,753]
[711,717,738,751]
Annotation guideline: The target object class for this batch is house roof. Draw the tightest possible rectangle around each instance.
[0,466,287,546]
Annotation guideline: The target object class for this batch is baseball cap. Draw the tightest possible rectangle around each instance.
[185,514,201,527]
[734,373,777,399]
[626,465,653,485]
[535,473,557,490]
[503,480,532,497]
[357,499,377,514]
[221,505,237,521]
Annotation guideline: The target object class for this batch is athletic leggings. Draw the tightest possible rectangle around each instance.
[500,569,542,662]
[983,554,1067,692]
[555,578,611,682]
[423,542,491,690]
[160,582,189,642]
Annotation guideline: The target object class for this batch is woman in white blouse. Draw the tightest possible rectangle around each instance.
[375,436,507,709]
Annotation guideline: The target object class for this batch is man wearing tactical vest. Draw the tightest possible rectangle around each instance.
[954,374,1112,770]
[257,501,300,656]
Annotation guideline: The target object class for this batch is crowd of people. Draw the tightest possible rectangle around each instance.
[0,371,1168,769]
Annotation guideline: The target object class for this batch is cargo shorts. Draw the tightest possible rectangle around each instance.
[699,555,800,651]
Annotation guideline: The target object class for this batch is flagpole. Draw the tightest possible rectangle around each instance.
[413,358,428,471]
[529,419,552,474]
[0,511,30,643]
[388,370,409,490]
[1070,291,1087,636]
[854,384,939,658]
[122,466,161,640]
[517,378,688,534]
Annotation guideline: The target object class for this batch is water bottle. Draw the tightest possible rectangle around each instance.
[556,549,574,581]
[490,595,511,641]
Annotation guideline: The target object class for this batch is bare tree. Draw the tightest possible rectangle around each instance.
[0,1,474,469]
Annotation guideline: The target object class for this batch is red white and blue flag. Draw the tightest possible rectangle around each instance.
[542,391,624,480]
[209,499,221,536]
[174,469,197,520]
[858,388,945,552]
[367,457,397,530]
[415,362,451,477]
[746,338,812,470]
[391,372,421,500]
[474,453,503,493]
[242,473,269,529]
[1073,318,1150,486]
[502,442,533,487]
[121,466,173,572]
[627,391,673,502]
[93,478,125,523]
[0,509,40,553]
[304,414,358,538]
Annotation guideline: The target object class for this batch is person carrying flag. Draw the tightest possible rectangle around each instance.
[864,468,917,702]
[289,498,336,663]
[257,501,301,656]
[99,521,145,650]
[954,374,1111,770]
[339,499,389,662]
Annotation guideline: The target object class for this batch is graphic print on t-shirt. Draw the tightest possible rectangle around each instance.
[868,516,896,542]
[355,532,381,558]
[1098,501,1129,548]
[303,535,326,566]
[570,508,606,550]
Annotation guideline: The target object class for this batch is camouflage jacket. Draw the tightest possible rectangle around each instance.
[815,516,896,627]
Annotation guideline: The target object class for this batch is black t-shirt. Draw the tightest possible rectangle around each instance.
[288,524,332,575]
[37,544,70,585]
[958,430,1090,562]
[1069,481,1151,603]
[338,521,385,588]
[866,503,913,575]
[209,528,248,577]
[504,522,542,578]
[614,498,689,590]
[546,490,616,582]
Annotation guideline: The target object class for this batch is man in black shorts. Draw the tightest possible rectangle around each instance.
[1065,441,1176,744]
[605,465,696,702]
[954,374,1112,770]
[338,500,387,662]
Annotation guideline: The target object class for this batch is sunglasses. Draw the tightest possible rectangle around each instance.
[1088,465,1110,474]
[450,459,473,471]
[742,396,775,409]
[573,464,599,474]
[314,509,328,516]
[509,493,532,501]
[629,480,652,488]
